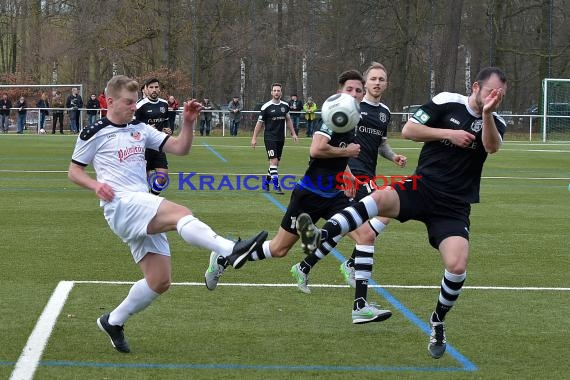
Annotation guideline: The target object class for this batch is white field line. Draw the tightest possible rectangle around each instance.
[10,281,74,380]
[72,280,570,291]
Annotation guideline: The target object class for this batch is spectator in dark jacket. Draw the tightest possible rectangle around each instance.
[86,94,100,125]
[51,91,65,134]
[37,92,50,132]
[66,88,83,133]
[0,93,11,132]
[16,96,27,134]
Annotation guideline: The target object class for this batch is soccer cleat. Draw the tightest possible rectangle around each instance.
[97,313,130,353]
[226,230,268,269]
[339,260,356,288]
[274,186,285,195]
[290,263,311,294]
[428,313,447,359]
[295,213,321,255]
[352,301,392,324]
[204,251,227,290]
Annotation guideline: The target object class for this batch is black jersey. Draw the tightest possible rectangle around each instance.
[349,98,391,177]
[411,92,506,204]
[135,97,169,131]
[297,123,354,198]
[258,100,290,141]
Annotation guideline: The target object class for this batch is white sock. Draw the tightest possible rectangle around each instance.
[109,279,159,326]
[250,240,273,260]
[368,218,387,236]
[176,215,235,256]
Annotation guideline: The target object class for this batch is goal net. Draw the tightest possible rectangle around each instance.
[541,78,570,142]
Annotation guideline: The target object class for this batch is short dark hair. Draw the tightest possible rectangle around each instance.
[144,77,160,88]
[271,82,282,89]
[475,67,507,85]
[337,70,365,89]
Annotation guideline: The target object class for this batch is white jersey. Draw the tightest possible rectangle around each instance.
[71,118,169,204]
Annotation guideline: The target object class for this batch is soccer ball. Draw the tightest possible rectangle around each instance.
[321,93,360,134]
[39,128,46,134]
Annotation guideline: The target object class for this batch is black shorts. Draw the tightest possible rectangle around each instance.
[265,140,285,160]
[145,149,169,171]
[281,186,352,234]
[394,178,471,249]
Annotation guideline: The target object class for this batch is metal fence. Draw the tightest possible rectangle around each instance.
[1,107,563,142]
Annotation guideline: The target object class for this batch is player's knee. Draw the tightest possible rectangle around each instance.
[153,278,171,294]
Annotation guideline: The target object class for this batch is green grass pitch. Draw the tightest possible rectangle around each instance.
[0,133,569,379]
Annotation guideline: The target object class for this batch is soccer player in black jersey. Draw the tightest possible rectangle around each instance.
[297,67,507,359]
[251,83,299,194]
[135,78,171,195]
[205,72,391,323]
[293,62,408,323]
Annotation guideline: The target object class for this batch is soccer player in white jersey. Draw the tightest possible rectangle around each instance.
[68,75,267,353]
[297,67,507,359]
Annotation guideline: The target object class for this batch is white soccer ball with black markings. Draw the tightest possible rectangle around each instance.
[321,93,360,134]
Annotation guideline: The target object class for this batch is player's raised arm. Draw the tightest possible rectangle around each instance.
[163,99,203,156]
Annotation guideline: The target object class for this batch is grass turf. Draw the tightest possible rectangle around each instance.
[0,134,569,379]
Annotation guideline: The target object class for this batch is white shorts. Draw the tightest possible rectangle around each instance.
[103,192,171,263]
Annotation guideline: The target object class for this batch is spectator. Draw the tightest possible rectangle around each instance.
[167,95,179,131]
[199,97,214,136]
[303,97,318,137]
[0,93,11,133]
[36,92,50,132]
[16,96,27,134]
[228,95,242,136]
[98,92,107,117]
[86,94,100,125]
[66,87,83,134]
[51,91,65,134]
[288,94,303,136]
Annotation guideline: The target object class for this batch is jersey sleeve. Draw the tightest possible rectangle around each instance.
[257,107,266,123]
[71,135,98,166]
[411,98,444,128]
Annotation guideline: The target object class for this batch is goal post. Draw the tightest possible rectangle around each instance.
[541,78,570,142]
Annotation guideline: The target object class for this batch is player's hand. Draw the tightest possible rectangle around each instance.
[251,137,257,149]
[340,172,357,198]
[163,127,172,135]
[182,99,203,124]
[449,130,476,148]
[95,182,114,202]
[292,134,299,143]
[483,88,504,114]
[393,154,407,168]
[345,143,361,157]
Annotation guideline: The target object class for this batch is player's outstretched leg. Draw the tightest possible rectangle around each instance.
[295,213,321,255]
[97,313,130,353]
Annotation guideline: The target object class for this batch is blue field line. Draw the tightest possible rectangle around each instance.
[202,142,227,162]
[263,192,478,372]
[0,360,470,372]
